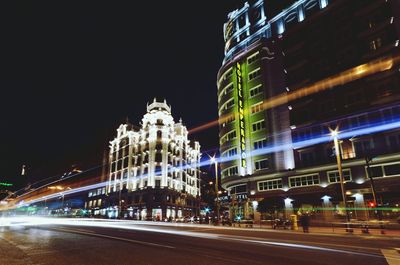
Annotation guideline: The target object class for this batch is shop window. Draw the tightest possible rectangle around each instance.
[384,163,400,176]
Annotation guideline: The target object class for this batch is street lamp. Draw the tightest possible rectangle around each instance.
[118,179,123,219]
[209,154,220,223]
[330,128,353,233]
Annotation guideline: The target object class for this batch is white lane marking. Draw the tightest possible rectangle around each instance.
[215,234,380,253]
[185,227,220,232]
[216,235,383,258]
[381,249,400,265]
[61,227,95,234]
[54,227,175,249]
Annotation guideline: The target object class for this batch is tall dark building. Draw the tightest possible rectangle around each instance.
[217,0,400,221]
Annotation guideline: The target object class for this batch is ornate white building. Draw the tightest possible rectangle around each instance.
[106,99,201,220]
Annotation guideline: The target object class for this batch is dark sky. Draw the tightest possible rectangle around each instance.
[1,1,294,186]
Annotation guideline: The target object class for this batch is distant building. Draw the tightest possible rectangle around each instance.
[89,99,202,220]
[217,0,400,221]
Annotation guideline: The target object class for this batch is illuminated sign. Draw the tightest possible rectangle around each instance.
[236,62,246,169]
[0,182,13,187]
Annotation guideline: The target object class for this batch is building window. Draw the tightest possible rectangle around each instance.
[155,179,161,187]
[123,157,129,168]
[155,152,162,163]
[249,84,263,97]
[230,184,247,194]
[226,99,235,108]
[247,52,260,65]
[353,139,374,157]
[369,165,383,178]
[382,106,400,122]
[226,83,234,93]
[117,159,123,171]
[348,115,368,129]
[386,134,400,150]
[248,68,261,81]
[289,174,320,187]
[223,148,238,157]
[218,68,233,86]
[258,178,282,191]
[255,159,269,170]
[222,166,239,177]
[218,83,234,102]
[221,113,235,130]
[383,163,400,177]
[155,165,162,175]
[221,130,237,145]
[251,102,264,114]
[253,139,267,150]
[327,169,352,183]
[219,99,235,115]
[252,120,265,132]
[300,151,315,167]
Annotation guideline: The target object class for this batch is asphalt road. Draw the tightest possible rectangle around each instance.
[0,219,399,265]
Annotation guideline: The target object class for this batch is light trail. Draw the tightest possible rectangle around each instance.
[0,217,385,257]
[6,56,399,209]
[7,163,104,200]
[189,55,400,134]
[2,117,396,209]
[4,55,398,208]
[219,118,400,164]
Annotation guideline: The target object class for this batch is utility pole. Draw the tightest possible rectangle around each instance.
[214,159,220,223]
[365,155,385,233]
[118,179,122,219]
[331,129,353,232]
[365,156,378,206]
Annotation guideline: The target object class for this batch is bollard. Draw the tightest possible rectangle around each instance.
[290,214,298,230]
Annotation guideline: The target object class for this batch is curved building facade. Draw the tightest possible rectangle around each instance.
[106,99,201,220]
[218,0,400,221]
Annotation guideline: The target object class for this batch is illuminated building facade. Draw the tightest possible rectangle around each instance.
[218,0,400,221]
[103,99,201,220]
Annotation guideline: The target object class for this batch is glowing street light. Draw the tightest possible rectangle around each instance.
[330,128,352,232]
[209,154,220,223]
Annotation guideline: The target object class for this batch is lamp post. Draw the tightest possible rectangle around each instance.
[330,128,352,232]
[61,193,65,212]
[365,156,385,233]
[118,179,123,219]
[210,155,220,223]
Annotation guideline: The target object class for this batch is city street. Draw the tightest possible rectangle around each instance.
[1,218,399,265]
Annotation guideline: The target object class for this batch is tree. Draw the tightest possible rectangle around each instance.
[257,198,284,219]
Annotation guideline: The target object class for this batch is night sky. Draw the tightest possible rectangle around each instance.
[1,1,295,187]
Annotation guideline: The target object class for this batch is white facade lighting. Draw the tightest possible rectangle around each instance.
[106,99,201,197]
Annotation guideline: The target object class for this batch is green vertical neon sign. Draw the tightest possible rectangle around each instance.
[236,61,247,169]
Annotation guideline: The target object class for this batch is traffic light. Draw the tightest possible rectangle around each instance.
[368,201,376,208]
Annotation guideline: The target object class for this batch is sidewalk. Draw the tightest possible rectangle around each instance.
[227,222,400,238]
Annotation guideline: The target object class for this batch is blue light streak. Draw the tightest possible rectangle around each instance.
[8,118,400,208]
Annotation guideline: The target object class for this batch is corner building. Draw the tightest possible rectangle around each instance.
[106,99,201,220]
[218,0,400,221]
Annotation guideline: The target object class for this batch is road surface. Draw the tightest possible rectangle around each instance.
[0,218,399,265]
